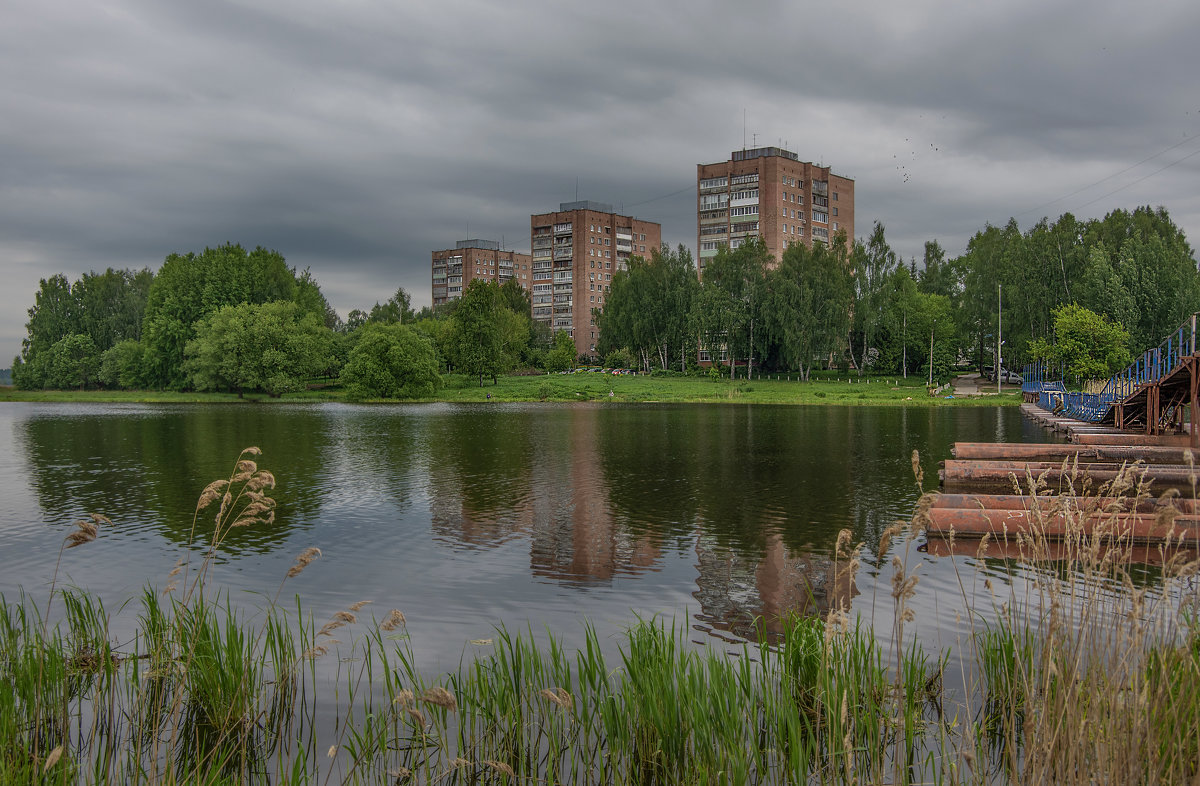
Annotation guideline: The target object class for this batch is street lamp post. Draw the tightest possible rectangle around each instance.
[928,319,935,388]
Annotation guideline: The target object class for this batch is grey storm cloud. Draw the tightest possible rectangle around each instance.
[3,0,1199,362]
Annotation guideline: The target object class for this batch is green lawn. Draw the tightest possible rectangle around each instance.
[0,374,1021,406]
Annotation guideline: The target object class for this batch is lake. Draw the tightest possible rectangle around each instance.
[0,401,1043,673]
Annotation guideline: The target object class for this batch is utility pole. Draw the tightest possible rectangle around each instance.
[997,283,1002,396]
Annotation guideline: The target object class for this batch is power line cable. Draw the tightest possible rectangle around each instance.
[1017,131,1200,218]
[1072,145,1200,211]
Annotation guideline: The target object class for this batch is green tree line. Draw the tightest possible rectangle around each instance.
[12,205,1197,395]
[598,206,1198,383]
[11,244,562,398]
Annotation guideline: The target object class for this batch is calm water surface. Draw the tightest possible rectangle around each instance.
[0,402,1042,670]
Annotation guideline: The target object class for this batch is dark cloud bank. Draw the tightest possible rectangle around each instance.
[3,0,1199,361]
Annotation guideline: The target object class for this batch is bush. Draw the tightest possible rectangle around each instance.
[98,340,145,389]
[340,323,442,400]
[604,348,635,370]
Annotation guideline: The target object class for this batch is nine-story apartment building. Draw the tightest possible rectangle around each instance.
[432,240,531,307]
[696,147,854,271]
[530,201,660,357]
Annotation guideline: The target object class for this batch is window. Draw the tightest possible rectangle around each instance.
[605,250,610,258]
[813,211,828,223]
[833,222,839,231]
[833,192,838,201]
[782,191,787,201]
[832,207,838,216]
[640,233,646,240]
[783,224,788,233]
[604,238,610,246]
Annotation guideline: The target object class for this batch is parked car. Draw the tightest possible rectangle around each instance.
[998,369,1022,384]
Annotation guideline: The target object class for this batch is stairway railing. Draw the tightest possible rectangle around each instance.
[1022,313,1199,423]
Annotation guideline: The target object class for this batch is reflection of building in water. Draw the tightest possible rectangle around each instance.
[529,406,660,584]
[693,532,857,641]
[427,406,660,584]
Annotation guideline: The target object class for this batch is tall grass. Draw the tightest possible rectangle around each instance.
[2,449,1198,783]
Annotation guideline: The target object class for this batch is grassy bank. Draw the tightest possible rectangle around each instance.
[0,374,1022,406]
[3,448,1197,784]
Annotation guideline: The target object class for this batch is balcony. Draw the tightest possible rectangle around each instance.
[616,230,633,240]
[616,241,632,252]
[532,238,552,250]
[812,181,829,196]
[553,222,572,234]
[553,247,572,261]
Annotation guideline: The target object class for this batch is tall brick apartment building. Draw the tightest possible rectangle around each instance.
[696,147,854,271]
[530,201,661,357]
[431,240,531,307]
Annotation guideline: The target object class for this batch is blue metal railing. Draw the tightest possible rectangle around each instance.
[1021,313,1199,423]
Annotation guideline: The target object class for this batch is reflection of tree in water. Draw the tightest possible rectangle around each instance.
[16,406,333,553]
[425,407,536,546]
[599,405,868,556]
[692,531,858,642]
[333,409,425,518]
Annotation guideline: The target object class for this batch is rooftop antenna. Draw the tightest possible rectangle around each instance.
[743,109,746,150]
[752,132,758,147]
[575,177,579,201]
[466,220,469,239]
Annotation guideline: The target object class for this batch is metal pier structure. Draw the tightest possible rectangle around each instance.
[1022,313,1200,443]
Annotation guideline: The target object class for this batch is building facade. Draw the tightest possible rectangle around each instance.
[696,147,855,270]
[432,240,531,307]
[530,201,661,357]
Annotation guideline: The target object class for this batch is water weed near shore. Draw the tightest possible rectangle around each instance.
[3,449,1197,783]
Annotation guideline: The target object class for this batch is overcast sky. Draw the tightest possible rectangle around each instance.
[4,0,1199,363]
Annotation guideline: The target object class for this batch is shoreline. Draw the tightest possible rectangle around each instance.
[0,374,1023,407]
